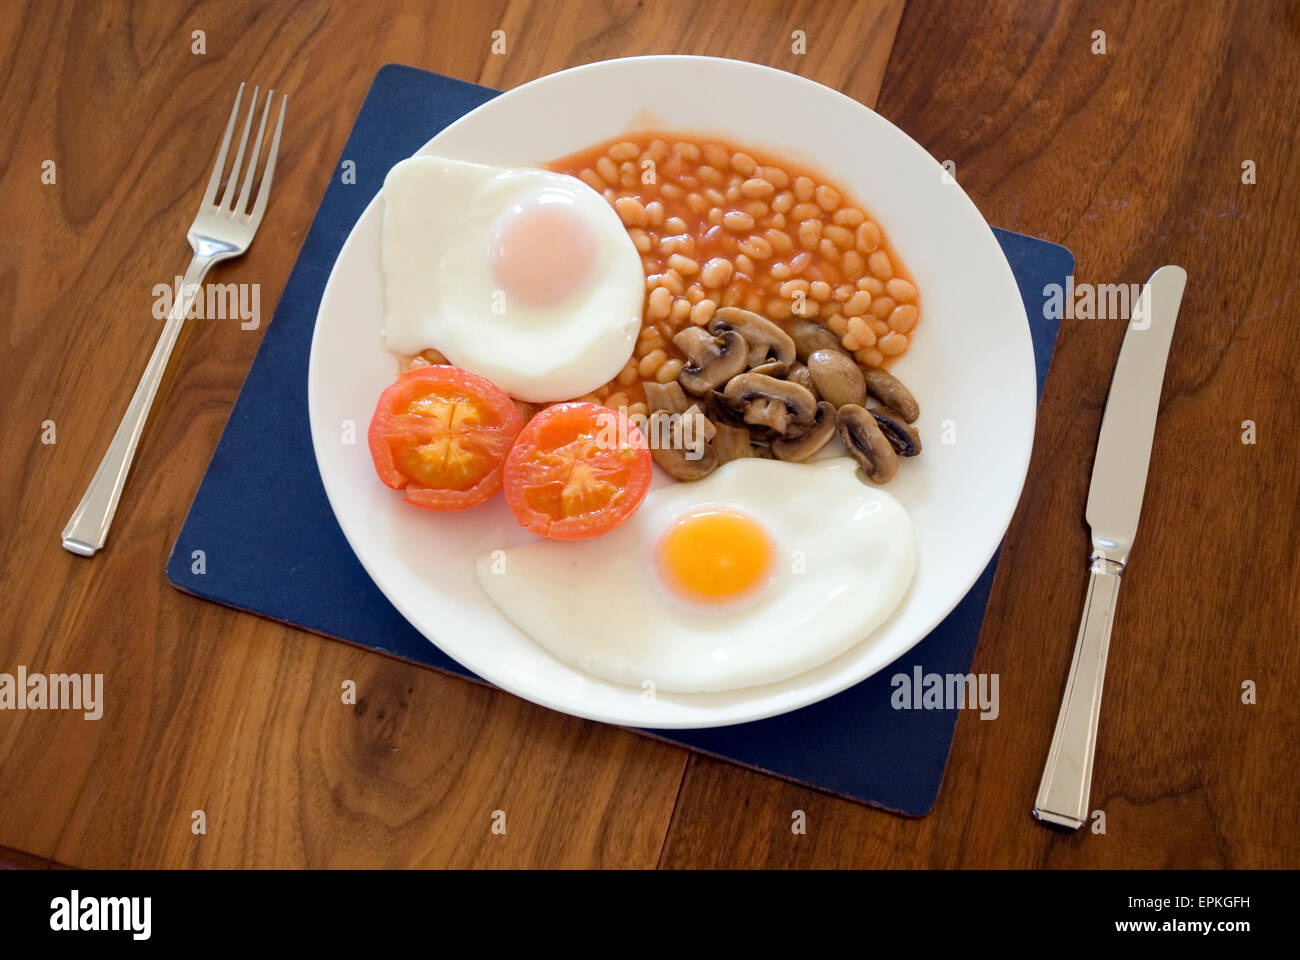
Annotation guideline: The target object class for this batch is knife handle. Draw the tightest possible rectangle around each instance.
[1033,552,1122,830]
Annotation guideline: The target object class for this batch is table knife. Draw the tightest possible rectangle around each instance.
[1033,264,1187,830]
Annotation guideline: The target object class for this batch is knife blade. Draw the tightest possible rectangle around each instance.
[1033,264,1187,830]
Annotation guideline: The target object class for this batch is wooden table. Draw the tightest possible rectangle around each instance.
[2,0,1297,869]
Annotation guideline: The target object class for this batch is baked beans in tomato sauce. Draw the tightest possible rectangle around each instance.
[545,134,920,418]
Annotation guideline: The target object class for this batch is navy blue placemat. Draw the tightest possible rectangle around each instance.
[167,63,1073,816]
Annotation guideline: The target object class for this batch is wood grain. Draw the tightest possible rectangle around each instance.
[2,0,1297,870]
[0,0,902,868]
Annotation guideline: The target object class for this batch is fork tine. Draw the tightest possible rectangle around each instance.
[235,89,273,215]
[202,83,245,208]
[248,94,287,226]
[219,85,258,211]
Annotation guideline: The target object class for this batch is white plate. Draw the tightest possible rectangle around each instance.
[308,56,1034,728]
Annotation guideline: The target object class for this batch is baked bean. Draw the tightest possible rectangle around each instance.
[742,199,770,219]
[645,200,665,227]
[596,156,619,182]
[647,286,672,319]
[825,314,849,336]
[766,297,793,319]
[794,176,815,202]
[686,192,708,214]
[886,278,918,303]
[704,186,726,206]
[628,227,652,253]
[844,290,873,316]
[690,298,718,326]
[638,348,669,378]
[617,359,640,387]
[815,184,841,211]
[660,182,684,200]
[843,315,877,350]
[871,295,896,319]
[759,166,790,188]
[772,190,794,213]
[819,259,842,284]
[834,284,853,302]
[609,140,640,162]
[724,182,742,203]
[661,269,686,295]
[674,141,702,162]
[724,211,755,232]
[738,235,773,260]
[856,220,882,253]
[744,291,764,313]
[628,401,649,419]
[665,216,688,233]
[742,177,775,198]
[867,316,890,337]
[686,283,705,303]
[855,346,884,367]
[819,238,841,262]
[769,262,792,281]
[655,359,685,384]
[670,297,692,323]
[798,219,823,249]
[768,212,787,230]
[888,304,919,333]
[700,257,733,287]
[868,250,894,281]
[647,139,669,161]
[720,285,743,307]
[615,196,648,227]
[579,168,604,191]
[707,207,724,226]
[779,278,810,298]
[856,275,885,295]
[735,253,756,276]
[824,224,855,249]
[697,165,720,184]
[792,201,822,221]
[878,331,908,356]
[731,151,757,176]
[842,250,866,278]
[668,253,700,276]
[810,280,832,302]
[789,251,813,275]
[703,143,730,167]
[833,206,866,228]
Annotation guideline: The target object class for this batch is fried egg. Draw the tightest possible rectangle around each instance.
[381,156,644,402]
[475,457,917,693]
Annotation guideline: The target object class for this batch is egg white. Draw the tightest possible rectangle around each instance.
[474,457,917,693]
[381,156,644,402]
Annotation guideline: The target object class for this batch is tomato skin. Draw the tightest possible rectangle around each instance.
[367,366,522,512]
[503,402,653,540]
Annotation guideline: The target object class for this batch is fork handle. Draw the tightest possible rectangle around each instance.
[62,253,217,556]
[1032,552,1123,830]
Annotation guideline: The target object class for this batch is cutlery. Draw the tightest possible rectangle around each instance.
[1033,264,1187,830]
[62,83,287,556]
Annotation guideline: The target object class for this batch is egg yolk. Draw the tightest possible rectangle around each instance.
[656,509,774,606]
[490,200,597,307]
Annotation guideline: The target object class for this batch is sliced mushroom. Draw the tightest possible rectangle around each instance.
[806,349,867,408]
[673,327,747,395]
[772,401,837,462]
[863,365,920,423]
[870,406,922,457]
[711,421,757,464]
[749,359,790,379]
[836,403,899,483]
[788,317,847,362]
[723,372,818,438]
[650,435,717,480]
[644,379,691,416]
[710,307,796,368]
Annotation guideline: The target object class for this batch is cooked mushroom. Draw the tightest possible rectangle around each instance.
[788,317,847,362]
[863,365,920,423]
[723,372,818,438]
[711,421,757,464]
[806,349,867,408]
[749,359,790,378]
[647,404,720,481]
[870,406,922,457]
[836,403,899,483]
[772,401,837,462]
[673,326,747,395]
[787,362,814,394]
[709,307,796,368]
[644,379,692,416]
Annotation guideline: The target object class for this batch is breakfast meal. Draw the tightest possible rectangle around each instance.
[363,134,926,691]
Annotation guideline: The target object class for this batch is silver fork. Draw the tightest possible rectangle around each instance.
[62,83,287,556]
